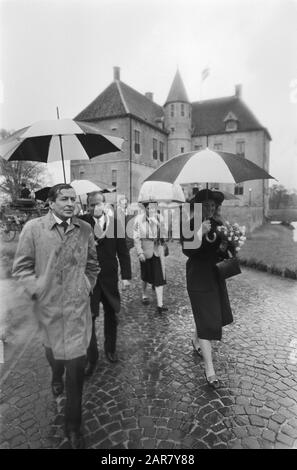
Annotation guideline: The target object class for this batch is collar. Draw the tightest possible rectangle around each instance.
[93,214,105,224]
[52,212,71,226]
[47,211,80,230]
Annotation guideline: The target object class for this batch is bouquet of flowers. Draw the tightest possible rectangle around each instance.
[217,221,246,255]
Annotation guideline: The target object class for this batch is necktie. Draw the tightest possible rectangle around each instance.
[60,221,68,233]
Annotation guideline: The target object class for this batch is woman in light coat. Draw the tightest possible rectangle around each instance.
[133,202,168,313]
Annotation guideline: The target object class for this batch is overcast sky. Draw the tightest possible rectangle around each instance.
[1,0,297,189]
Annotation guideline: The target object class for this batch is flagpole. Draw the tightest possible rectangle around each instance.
[56,106,67,184]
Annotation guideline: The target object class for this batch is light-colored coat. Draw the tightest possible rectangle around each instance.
[12,211,99,360]
[133,213,165,278]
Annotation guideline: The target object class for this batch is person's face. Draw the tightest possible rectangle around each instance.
[215,204,222,216]
[145,203,158,216]
[119,198,128,209]
[50,189,76,220]
[88,193,105,217]
[202,199,216,219]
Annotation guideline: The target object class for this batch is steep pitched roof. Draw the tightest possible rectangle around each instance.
[165,70,189,105]
[75,81,164,130]
[191,96,271,139]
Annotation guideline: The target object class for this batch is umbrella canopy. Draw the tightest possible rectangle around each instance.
[70,179,102,196]
[0,119,124,183]
[35,186,51,202]
[101,187,117,194]
[138,181,185,203]
[144,148,275,185]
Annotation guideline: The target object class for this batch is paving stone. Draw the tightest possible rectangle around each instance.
[157,440,175,449]
[276,433,294,446]
[271,413,287,424]
[241,437,261,449]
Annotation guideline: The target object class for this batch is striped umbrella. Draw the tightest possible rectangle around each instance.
[0,119,123,183]
[144,148,274,185]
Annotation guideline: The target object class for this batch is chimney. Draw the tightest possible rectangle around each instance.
[235,84,242,98]
[113,66,120,81]
[145,92,154,101]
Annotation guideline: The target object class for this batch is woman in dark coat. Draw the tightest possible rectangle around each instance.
[182,189,233,388]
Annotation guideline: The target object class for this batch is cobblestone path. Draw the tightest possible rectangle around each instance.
[1,241,297,449]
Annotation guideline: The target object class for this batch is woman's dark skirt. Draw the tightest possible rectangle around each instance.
[141,255,166,287]
[186,257,233,341]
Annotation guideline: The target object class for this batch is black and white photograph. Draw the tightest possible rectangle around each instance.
[0,0,297,452]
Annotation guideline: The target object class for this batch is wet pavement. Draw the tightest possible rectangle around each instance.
[1,241,297,449]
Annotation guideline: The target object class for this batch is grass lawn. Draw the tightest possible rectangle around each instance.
[238,222,297,278]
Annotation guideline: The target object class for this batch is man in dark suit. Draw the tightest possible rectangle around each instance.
[80,191,131,375]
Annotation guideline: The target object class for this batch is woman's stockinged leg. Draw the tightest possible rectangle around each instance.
[142,281,148,299]
[155,285,163,307]
[198,338,215,378]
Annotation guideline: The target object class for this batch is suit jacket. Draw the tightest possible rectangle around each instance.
[80,213,131,312]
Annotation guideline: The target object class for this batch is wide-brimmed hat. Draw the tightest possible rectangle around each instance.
[212,190,225,205]
[192,189,215,203]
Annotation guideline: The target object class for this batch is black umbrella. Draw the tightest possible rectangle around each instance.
[0,118,123,183]
[35,186,51,202]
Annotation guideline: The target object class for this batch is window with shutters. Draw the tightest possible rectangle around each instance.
[134,129,140,154]
[159,142,164,162]
[111,169,117,187]
[234,183,244,195]
[236,141,245,157]
[153,138,158,159]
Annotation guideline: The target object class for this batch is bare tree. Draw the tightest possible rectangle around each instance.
[0,129,49,201]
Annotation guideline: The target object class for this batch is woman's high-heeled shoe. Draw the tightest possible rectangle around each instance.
[204,371,220,389]
[191,340,203,358]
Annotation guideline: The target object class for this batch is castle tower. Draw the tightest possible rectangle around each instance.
[164,70,192,158]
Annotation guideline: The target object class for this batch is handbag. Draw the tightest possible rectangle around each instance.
[163,242,169,257]
[216,255,241,280]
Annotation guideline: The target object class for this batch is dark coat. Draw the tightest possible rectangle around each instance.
[182,217,233,340]
[80,213,131,313]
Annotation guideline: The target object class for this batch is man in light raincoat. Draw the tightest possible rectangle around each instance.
[12,183,99,449]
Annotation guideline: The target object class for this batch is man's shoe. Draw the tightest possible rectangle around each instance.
[105,351,119,363]
[156,306,168,314]
[84,362,96,378]
[142,297,150,305]
[51,381,64,397]
[67,431,85,449]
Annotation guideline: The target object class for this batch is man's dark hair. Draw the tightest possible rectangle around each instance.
[87,191,105,204]
[48,184,74,202]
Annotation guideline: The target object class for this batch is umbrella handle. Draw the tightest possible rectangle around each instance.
[205,232,217,243]
[57,106,66,183]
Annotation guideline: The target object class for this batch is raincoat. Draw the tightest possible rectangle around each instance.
[12,211,99,360]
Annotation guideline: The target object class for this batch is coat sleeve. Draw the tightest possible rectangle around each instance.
[180,215,203,257]
[12,220,38,297]
[133,215,144,257]
[116,219,132,280]
[85,229,100,290]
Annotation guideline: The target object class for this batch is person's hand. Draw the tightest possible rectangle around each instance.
[122,279,130,290]
[139,253,146,262]
[219,240,228,252]
[202,219,211,235]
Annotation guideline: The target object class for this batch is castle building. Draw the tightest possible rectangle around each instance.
[72,67,271,212]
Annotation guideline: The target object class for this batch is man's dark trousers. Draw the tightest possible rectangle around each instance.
[88,286,118,364]
[45,347,86,433]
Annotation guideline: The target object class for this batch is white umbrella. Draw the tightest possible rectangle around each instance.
[138,181,185,203]
[70,179,102,196]
[144,148,274,185]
